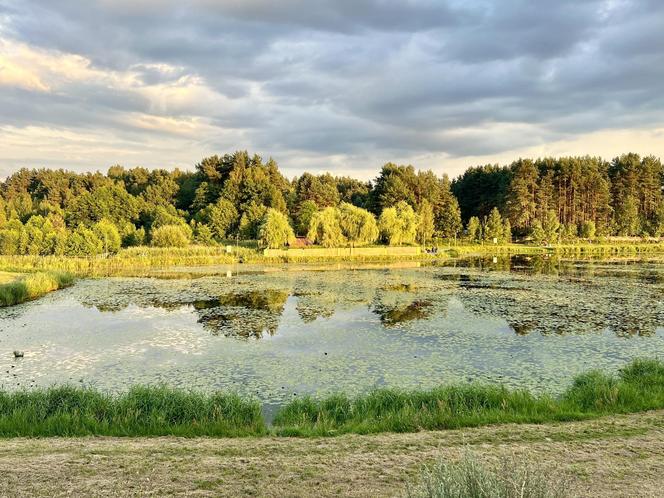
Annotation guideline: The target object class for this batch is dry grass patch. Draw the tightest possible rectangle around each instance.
[0,411,662,497]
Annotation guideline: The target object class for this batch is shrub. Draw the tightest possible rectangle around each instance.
[580,220,596,239]
[192,222,216,246]
[150,224,191,248]
[406,452,568,498]
[65,226,103,256]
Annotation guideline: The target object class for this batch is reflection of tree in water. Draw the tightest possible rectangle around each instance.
[294,291,336,323]
[369,285,441,327]
[372,299,433,326]
[508,320,537,335]
[194,290,289,338]
[81,287,290,339]
[290,275,375,324]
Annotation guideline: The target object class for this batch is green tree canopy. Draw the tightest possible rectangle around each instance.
[197,198,239,240]
[542,209,561,242]
[65,226,103,256]
[483,207,504,242]
[378,201,419,245]
[150,224,191,248]
[66,184,139,227]
[338,202,379,247]
[417,199,435,245]
[93,219,121,254]
[307,207,346,247]
[295,200,318,236]
[258,209,296,249]
[466,216,482,242]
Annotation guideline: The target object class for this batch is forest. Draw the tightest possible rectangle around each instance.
[0,151,662,256]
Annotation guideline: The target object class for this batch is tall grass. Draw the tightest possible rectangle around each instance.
[0,385,265,437]
[1,241,663,277]
[0,246,243,277]
[0,359,662,437]
[0,271,73,307]
[273,358,664,436]
[446,241,664,259]
[405,452,569,498]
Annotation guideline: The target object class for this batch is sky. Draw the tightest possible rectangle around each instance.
[0,0,663,180]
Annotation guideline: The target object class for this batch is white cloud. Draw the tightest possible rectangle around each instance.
[0,0,663,179]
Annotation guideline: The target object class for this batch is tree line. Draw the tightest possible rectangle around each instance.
[453,153,664,241]
[0,151,661,255]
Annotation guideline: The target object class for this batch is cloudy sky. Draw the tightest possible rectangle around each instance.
[0,0,663,179]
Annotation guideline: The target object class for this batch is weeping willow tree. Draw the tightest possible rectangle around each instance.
[307,207,346,247]
[378,201,419,246]
[258,208,295,249]
[338,203,379,247]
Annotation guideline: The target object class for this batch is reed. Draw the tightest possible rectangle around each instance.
[0,271,73,307]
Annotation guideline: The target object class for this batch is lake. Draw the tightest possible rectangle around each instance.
[2,255,663,410]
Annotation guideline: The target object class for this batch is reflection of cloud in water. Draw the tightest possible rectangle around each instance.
[115,328,207,355]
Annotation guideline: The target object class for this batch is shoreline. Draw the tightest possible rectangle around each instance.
[1,241,664,279]
[0,359,661,438]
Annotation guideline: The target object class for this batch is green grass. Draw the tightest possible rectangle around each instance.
[0,385,265,437]
[273,358,664,436]
[0,359,662,438]
[405,451,569,498]
[0,271,73,307]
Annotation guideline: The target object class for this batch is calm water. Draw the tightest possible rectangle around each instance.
[1,255,663,407]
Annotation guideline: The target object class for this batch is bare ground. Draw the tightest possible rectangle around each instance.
[0,411,663,497]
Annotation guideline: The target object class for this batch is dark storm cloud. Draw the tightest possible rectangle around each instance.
[0,0,663,174]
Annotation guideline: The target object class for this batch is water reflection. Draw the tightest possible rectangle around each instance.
[372,300,433,327]
[65,254,664,339]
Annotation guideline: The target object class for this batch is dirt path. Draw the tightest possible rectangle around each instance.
[0,411,662,497]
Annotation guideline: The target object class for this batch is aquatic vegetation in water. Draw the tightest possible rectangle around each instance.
[2,256,664,406]
[194,290,289,338]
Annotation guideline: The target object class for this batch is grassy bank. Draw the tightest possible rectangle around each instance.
[0,271,73,307]
[0,386,265,437]
[0,359,662,437]
[275,358,664,436]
